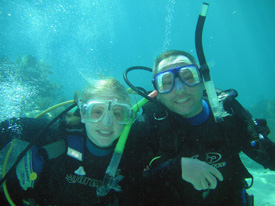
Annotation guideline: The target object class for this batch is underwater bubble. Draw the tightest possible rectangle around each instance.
[162,0,176,51]
[0,57,37,126]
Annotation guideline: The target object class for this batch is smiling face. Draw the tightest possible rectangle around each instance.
[156,55,204,118]
[80,95,126,148]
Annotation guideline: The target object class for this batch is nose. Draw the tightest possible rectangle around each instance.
[174,78,186,94]
[102,111,113,126]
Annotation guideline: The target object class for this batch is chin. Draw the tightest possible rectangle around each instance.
[98,141,113,148]
[100,145,111,148]
[176,109,192,117]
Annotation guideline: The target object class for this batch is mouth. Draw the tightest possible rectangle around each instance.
[175,97,190,105]
[97,130,113,137]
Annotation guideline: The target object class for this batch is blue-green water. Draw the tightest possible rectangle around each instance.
[1,0,275,106]
[1,0,275,205]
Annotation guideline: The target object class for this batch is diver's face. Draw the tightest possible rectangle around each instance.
[80,95,126,148]
[156,56,204,118]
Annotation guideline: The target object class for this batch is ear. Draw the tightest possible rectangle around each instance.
[80,111,85,123]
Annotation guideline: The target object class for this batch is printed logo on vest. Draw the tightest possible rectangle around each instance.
[66,174,103,188]
[74,166,86,176]
[192,152,226,169]
[16,149,34,190]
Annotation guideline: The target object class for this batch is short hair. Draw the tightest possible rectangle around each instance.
[153,50,198,76]
[76,78,131,109]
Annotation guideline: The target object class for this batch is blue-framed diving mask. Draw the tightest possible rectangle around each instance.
[82,99,132,125]
[152,64,202,94]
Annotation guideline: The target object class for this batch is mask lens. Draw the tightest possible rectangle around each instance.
[155,71,174,94]
[113,104,131,124]
[179,66,200,86]
[86,103,106,122]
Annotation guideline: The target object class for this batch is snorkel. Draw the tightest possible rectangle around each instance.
[96,90,157,197]
[96,66,159,197]
[195,3,229,122]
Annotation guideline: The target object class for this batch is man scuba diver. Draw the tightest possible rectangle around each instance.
[134,49,275,205]
[121,4,275,205]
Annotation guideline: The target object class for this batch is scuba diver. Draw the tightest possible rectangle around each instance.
[121,4,275,205]
[0,78,137,206]
[123,49,275,206]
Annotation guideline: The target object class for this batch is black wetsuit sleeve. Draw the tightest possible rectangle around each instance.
[242,135,275,170]
[227,99,275,170]
[260,137,275,170]
[0,117,61,149]
[121,154,186,205]
[121,116,186,205]
[0,118,48,145]
[143,155,182,181]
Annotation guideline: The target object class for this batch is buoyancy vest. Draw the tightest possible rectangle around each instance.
[141,89,271,205]
[143,89,270,166]
[43,134,118,206]
[66,135,84,161]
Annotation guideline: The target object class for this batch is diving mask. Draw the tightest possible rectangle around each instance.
[153,65,201,94]
[82,99,132,124]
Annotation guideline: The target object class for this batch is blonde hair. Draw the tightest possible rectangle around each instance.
[76,78,131,109]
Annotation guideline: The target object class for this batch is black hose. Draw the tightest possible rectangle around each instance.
[195,2,210,82]
[123,66,154,102]
[123,66,166,108]
[123,66,152,99]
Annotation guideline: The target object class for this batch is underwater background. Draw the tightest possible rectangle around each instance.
[0,0,275,205]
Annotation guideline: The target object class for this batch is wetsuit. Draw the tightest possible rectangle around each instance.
[0,118,124,206]
[42,135,119,205]
[128,93,275,206]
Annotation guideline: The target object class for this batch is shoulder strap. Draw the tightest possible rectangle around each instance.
[66,135,84,161]
[42,140,66,160]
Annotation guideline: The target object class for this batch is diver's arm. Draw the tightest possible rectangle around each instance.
[242,135,275,170]
[144,155,223,190]
[1,117,66,158]
[228,98,275,170]
[242,116,275,170]
[259,137,275,170]
[0,117,55,149]
[120,155,183,205]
